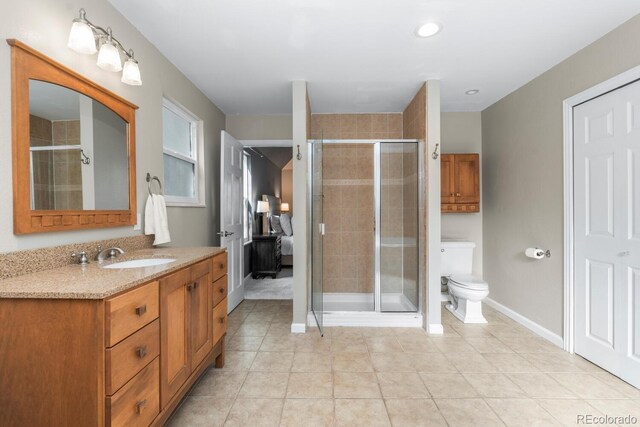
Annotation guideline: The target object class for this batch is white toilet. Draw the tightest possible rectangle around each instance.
[441,240,489,324]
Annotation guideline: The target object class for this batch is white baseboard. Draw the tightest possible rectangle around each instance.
[428,323,444,334]
[484,297,564,348]
[290,323,306,334]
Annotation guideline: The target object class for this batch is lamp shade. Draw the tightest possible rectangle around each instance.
[281,203,290,212]
[97,42,122,72]
[67,21,96,54]
[121,58,142,85]
[256,201,270,213]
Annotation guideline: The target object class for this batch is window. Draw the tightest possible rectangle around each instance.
[243,153,252,243]
[162,98,204,206]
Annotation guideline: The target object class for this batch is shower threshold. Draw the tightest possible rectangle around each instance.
[307,310,423,328]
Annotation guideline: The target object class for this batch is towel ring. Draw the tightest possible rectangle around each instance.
[146,173,163,196]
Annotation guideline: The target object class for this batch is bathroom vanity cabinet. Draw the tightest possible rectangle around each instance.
[0,250,228,427]
[441,153,480,212]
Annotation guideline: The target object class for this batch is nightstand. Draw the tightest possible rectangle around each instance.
[251,235,282,279]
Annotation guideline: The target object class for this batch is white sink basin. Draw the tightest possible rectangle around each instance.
[103,258,176,269]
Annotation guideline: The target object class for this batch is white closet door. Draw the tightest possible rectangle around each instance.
[574,79,640,388]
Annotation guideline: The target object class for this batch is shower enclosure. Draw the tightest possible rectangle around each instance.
[310,139,421,331]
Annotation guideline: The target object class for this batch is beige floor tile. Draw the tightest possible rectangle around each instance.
[537,399,604,426]
[332,352,374,372]
[244,312,277,323]
[334,399,391,427]
[393,328,430,339]
[266,322,292,336]
[371,352,416,372]
[189,370,247,398]
[280,399,335,427]
[499,336,563,354]
[377,372,429,398]
[464,337,514,354]
[397,336,439,353]
[435,398,505,427]
[291,352,332,372]
[259,335,297,352]
[433,337,478,353]
[485,398,561,426]
[586,399,640,418]
[485,353,540,373]
[519,353,585,373]
[331,336,368,353]
[550,373,627,399]
[450,323,495,338]
[446,352,497,373]
[250,351,294,372]
[237,372,289,398]
[420,373,479,398]
[385,399,447,426]
[166,396,233,427]
[220,351,257,371]
[235,321,271,337]
[334,372,381,398]
[463,373,526,398]
[224,398,283,427]
[366,336,404,352]
[296,334,332,352]
[286,372,333,398]
[361,327,397,337]
[485,324,534,339]
[409,352,457,373]
[506,372,576,398]
[227,335,264,351]
[328,327,363,340]
[592,372,640,398]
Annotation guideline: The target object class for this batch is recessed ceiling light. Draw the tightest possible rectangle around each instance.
[465,89,480,95]
[416,22,441,38]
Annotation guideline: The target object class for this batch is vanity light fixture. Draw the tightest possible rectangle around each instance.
[416,22,441,38]
[67,8,142,86]
[465,89,480,95]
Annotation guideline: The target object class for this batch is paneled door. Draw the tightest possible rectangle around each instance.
[573,79,640,388]
[453,154,480,204]
[220,131,245,313]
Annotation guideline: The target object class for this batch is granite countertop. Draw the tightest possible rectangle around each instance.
[0,247,226,299]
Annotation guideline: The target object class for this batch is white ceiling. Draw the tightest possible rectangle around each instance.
[108,0,640,114]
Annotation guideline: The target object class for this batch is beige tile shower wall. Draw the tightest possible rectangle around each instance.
[310,114,403,140]
[323,143,374,294]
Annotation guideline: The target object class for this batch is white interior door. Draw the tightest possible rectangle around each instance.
[574,80,640,388]
[220,131,245,313]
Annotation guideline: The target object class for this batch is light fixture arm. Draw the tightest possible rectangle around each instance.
[75,8,135,60]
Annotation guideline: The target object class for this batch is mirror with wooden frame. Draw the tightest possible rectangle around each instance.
[8,39,138,234]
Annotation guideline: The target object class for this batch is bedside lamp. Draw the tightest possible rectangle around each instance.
[281,203,290,213]
[256,200,270,235]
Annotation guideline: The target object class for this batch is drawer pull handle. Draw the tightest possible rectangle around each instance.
[135,399,147,414]
[219,287,225,294]
[135,305,147,316]
[219,316,225,324]
[219,263,225,269]
[194,282,199,289]
[187,284,193,292]
[136,346,147,359]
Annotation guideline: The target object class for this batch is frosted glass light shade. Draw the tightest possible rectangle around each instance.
[256,201,270,213]
[67,21,96,54]
[97,42,122,72]
[121,59,142,86]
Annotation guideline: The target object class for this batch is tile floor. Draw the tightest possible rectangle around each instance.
[167,300,640,426]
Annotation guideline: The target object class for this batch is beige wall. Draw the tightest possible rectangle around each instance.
[482,15,640,336]
[311,113,402,140]
[441,112,483,275]
[225,115,292,140]
[0,0,225,253]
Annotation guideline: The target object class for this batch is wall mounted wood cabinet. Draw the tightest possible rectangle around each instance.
[441,153,480,213]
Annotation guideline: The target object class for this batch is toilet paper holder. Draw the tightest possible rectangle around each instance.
[525,248,551,259]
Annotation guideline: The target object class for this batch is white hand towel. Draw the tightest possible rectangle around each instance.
[151,194,171,245]
[144,195,155,235]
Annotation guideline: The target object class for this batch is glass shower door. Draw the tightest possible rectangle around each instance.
[379,142,419,312]
[310,136,324,334]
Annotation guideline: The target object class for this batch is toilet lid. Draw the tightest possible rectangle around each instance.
[448,274,488,291]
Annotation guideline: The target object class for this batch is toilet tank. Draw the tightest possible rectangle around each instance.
[441,240,475,276]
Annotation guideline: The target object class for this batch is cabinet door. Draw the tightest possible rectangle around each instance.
[160,268,190,409]
[453,154,480,204]
[189,262,213,370]
[440,154,456,204]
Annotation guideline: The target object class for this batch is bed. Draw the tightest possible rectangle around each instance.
[262,195,294,266]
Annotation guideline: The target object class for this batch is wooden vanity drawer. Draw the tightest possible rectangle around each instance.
[106,357,160,427]
[212,253,227,282]
[189,259,211,282]
[106,319,160,395]
[213,297,228,344]
[106,281,159,347]
[212,276,227,308]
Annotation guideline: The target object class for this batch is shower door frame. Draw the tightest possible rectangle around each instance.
[310,139,421,315]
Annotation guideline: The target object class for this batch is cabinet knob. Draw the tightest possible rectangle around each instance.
[219,263,225,269]
[135,399,147,414]
[136,346,147,359]
[187,284,192,292]
[135,305,147,316]
[219,287,225,294]
[456,192,461,197]
[219,316,225,324]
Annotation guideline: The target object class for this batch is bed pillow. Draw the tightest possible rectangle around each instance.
[280,213,293,236]
[270,215,283,234]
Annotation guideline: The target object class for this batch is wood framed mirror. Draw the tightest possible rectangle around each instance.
[8,39,138,234]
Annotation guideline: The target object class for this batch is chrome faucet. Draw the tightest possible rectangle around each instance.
[71,251,90,265]
[96,247,125,262]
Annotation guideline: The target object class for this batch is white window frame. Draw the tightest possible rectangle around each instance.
[243,152,252,244]
[162,97,205,207]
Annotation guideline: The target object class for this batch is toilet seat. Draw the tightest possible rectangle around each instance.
[448,274,488,291]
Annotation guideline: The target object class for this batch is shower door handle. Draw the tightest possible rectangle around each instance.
[319,223,325,236]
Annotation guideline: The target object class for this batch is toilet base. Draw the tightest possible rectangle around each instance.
[446,299,487,324]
